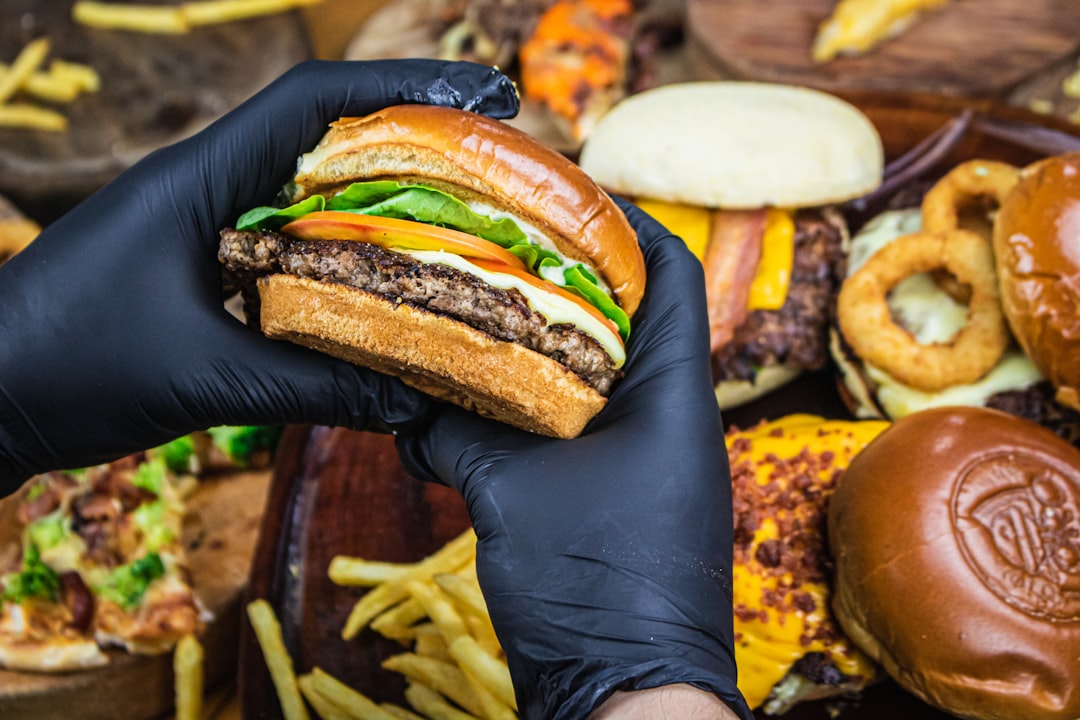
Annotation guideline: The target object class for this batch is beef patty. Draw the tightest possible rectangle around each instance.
[712,210,845,383]
[219,228,621,395]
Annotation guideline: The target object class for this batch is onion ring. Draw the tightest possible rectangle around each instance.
[837,229,1010,392]
[921,159,1020,235]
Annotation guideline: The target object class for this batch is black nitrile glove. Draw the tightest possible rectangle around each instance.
[397,200,752,720]
[0,60,519,493]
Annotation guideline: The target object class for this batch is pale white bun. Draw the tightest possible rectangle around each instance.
[578,81,883,209]
[714,364,802,410]
[258,275,607,439]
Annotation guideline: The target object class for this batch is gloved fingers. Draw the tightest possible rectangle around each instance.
[176,60,518,235]
[177,318,437,435]
[395,402,546,492]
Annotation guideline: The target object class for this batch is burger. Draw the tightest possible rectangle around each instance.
[218,104,644,439]
[578,81,884,409]
[831,156,1080,447]
[725,414,889,714]
[828,406,1080,720]
[994,151,1080,413]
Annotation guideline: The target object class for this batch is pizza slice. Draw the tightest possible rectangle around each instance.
[812,0,953,63]
[0,425,282,671]
[0,453,201,669]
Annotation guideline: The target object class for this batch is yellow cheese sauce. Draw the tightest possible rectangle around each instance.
[727,415,888,709]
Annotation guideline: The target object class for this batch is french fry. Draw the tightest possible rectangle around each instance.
[342,530,476,640]
[407,580,469,648]
[413,626,452,662]
[432,572,488,621]
[173,635,204,720]
[370,598,426,641]
[379,704,426,720]
[403,683,480,720]
[0,38,51,105]
[329,556,412,586]
[247,599,311,720]
[306,667,399,720]
[72,2,190,33]
[0,102,67,132]
[449,636,517,711]
[464,614,503,660]
[50,60,101,92]
[181,0,322,26]
[72,0,323,33]
[382,653,486,718]
[297,674,353,720]
[460,667,516,720]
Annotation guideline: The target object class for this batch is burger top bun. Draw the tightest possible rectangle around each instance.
[994,152,1080,412]
[283,105,645,317]
[828,406,1080,720]
[577,82,884,210]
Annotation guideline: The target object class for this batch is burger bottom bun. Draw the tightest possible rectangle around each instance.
[257,275,607,439]
[828,406,1080,720]
[714,364,801,411]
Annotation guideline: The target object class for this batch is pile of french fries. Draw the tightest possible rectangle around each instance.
[72,0,324,34]
[0,38,100,132]
[249,529,519,720]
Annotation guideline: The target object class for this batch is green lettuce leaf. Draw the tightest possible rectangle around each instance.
[328,182,527,245]
[564,265,631,340]
[236,195,325,231]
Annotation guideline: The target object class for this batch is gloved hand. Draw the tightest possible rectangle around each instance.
[0,60,518,493]
[397,200,752,720]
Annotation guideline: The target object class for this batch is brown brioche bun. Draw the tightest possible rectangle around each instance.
[828,406,1080,720]
[238,105,642,439]
[994,152,1080,412]
[285,105,644,316]
[257,274,607,440]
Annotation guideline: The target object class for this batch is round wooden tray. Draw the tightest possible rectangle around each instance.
[239,92,1080,720]
[0,0,311,226]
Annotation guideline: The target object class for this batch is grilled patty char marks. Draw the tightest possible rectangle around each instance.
[218,228,620,395]
[712,211,845,383]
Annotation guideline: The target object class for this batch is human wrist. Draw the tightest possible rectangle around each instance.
[588,685,743,720]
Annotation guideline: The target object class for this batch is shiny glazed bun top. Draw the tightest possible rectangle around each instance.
[828,406,1080,720]
[994,152,1080,411]
[284,104,645,317]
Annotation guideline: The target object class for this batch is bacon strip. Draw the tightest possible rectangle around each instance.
[703,208,767,352]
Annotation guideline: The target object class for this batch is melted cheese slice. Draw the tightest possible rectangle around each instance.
[402,249,626,368]
[848,208,1043,417]
[630,199,795,309]
[813,0,953,62]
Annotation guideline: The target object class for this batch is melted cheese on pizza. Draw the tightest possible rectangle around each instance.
[812,0,953,62]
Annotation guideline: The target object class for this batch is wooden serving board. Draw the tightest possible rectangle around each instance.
[686,0,1080,99]
[0,468,273,720]
[240,426,470,715]
[0,0,312,226]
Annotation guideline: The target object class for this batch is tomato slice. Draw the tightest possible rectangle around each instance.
[280,211,528,271]
[470,258,624,345]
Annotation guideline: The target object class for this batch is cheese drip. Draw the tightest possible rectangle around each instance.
[728,416,887,709]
